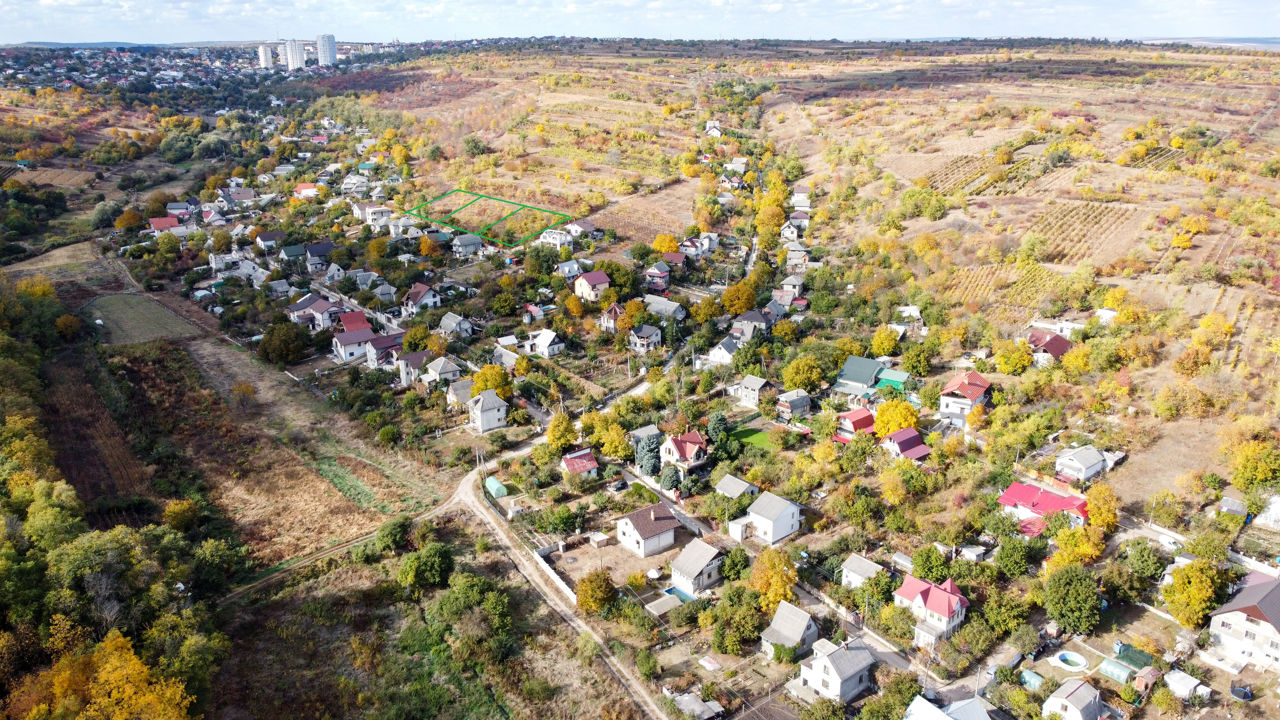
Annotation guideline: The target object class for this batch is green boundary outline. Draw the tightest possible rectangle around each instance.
[406,189,572,248]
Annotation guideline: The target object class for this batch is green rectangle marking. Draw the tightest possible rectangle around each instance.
[406,188,573,248]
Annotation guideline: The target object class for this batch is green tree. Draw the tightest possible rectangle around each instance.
[995,536,1032,578]
[721,547,751,581]
[901,343,935,376]
[1122,539,1166,579]
[708,412,730,445]
[801,699,844,720]
[1044,564,1100,635]
[398,543,455,592]
[912,545,949,583]
[637,434,661,476]
[258,322,311,364]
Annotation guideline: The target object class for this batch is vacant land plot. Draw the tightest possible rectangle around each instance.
[2,240,100,279]
[731,428,776,451]
[84,293,200,345]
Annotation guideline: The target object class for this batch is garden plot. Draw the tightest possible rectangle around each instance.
[84,294,200,345]
[926,155,993,193]
[1024,200,1140,265]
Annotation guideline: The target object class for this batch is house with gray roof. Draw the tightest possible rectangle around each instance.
[776,388,812,422]
[446,378,473,406]
[644,294,686,321]
[715,474,759,500]
[671,538,723,596]
[468,389,508,434]
[1041,679,1103,720]
[760,600,818,660]
[729,491,801,545]
[841,553,885,590]
[437,312,474,337]
[728,375,770,408]
[833,355,887,395]
[1055,445,1108,482]
[1208,572,1280,671]
[452,234,484,259]
[791,639,876,703]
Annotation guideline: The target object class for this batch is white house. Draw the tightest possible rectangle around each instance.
[728,375,770,409]
[1042,680,1104,720]
[519,329,564,357]
[630,324,663,355]
[792,639,876,704]
[452,234,484,259]
[424,356,462,383]
[893,575,968,648]
[699,337,738,369]
[1208,573,1280,671]
[402,282,441,315]
[760,600,819,659]
[840,553,885,590]
[616,504,680,558]
[939,370,992,429]
[670,538,723,597]
[395,350,431,386]
[1055,445,1108,482]
[775,389,812,422]
[332,328,376,362]
[660,430,709,478]
[468,389,508,434]
[729,492,801,545]
[644,294,686,321]
[438,312,474,337]
[574,270,611,302]
[536,228,573,251]
[904,696,992,720]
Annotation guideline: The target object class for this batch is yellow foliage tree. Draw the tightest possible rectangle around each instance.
[1085,483,1119,534]
[471,365,513,400]
[546,411,577,453]
[652,234,679,254]
[873,399,918,438]
[870,326,900,357]
[749,547,798,615]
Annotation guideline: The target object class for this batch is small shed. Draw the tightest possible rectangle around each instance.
[644,594,683,618]
[1134,666,1162,694]
[484,475,508,498]
[1021,669,1045,691]
[1098,659,1134,684]
[1164,670,1204,700]
[891,552,914,573]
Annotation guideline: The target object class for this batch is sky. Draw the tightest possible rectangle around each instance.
[2,0,1279,45]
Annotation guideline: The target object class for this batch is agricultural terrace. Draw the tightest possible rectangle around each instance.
[407,189,570,246]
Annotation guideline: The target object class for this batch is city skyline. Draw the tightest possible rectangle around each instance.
[1,0,1278,46]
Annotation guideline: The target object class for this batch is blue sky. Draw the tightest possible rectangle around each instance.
[2,0,1277,45]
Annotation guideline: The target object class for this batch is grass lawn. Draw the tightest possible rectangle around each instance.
[85,294,200,345]
[731,428,776,450]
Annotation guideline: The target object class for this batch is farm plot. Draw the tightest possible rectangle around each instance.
[1024,201,1140,264]
[972,158,1042,196]
[0,165,18,183]
[84,294,200,345]
[1126,146,1184,170]
[945,264,1016,307]
[18,167,96,187]
[927,155,992,193]
[586,180,696,243]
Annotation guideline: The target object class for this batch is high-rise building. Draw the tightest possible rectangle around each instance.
[284,39,305,71]
[257,44,275,69]
[317,34,336,66]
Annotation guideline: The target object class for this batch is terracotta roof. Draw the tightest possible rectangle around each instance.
[150,216,179,231]
[561,448,599,475]
[667,430,708,461]
[621,503,680,540]
[942,370,991,401]
[838,408,875,432]
[1028,328,1073,359]
[339,311,370,331]
[997,482,1088,519]
[894,575,969,618]
[404,282,435,304]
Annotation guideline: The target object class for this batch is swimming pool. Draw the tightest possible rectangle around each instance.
[664,587,694,603]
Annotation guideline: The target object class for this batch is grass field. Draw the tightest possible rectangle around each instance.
[85,294,200,345]
[731,428,776,450]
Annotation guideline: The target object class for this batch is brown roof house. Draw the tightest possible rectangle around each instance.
[616,504,680,558]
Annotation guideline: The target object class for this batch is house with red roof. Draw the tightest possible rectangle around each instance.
[893,575,969,648]
[560,448,599,478]
[997,481,1088,536]
[882,428,930,464]
[660,430,709,479]
[939,370,991,428]
[1028,328,1074,368]
[338,311,371,332]
[149,216,180,233]
[834,408,875,443]
[292,182,319,199]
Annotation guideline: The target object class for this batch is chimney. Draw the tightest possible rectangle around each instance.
[650,509,656,522]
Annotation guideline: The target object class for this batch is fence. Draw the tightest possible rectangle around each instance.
[533,544,578,604]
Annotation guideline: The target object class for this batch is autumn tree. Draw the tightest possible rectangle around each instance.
[114,207,143,230]
[471,364,513,400]
[402,325,434,353]
[546,411,577,453]
[691,296,722,325]
[874,399,918,438]
[652,234,679,254]
[577,569,617,614]
[782,355,824,392]
[564,295,584,317]
[773,319,799,344]
[600,423,634,461]
[749,547,798,615]
[1085,483,1119,534]
[870,326,900,357]
[1163,558,1223,628]
[54,314,81,340]
[993,339,1033,375]
[721,281,756,314]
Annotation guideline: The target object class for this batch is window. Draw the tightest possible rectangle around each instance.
[1245,631,1257,640]
[821,679,829,690]
[1222,621,1232,630]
